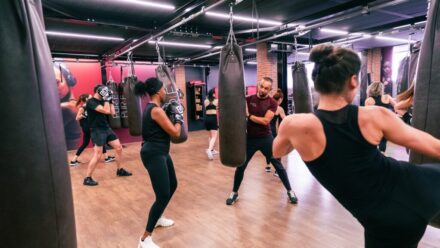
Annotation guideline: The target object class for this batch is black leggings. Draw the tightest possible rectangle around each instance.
[233,136,292,192]
[141,142,177,233]
[359,162,440,248]
[75,126,106,156]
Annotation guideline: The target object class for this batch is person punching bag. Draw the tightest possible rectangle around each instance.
[396,56,410,94]
[360,51,369,106]
[107,80,122,129]
[124,75,142,136]
[291,62,313,113]
[218,27,247,166]
[408,0,440,228]
[156,64,188,143]
[0,1,76,247]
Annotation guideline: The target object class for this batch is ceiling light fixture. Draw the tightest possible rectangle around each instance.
[415,20,427,25]
[245,48,257,52]
[320,28,349,35]
[45,31,124,41]
[296,52,310,56]
[393,24,411,30]
[246,61,257,65]
[148,41,211,49]
[206,11,282,26]
[375,35,416,43]
[52,52,99,57]
[121,0,175,10]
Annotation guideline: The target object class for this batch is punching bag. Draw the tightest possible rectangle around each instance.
[119,80,129,128]
[218,43,247,166]
[292,62,313,113]
[107,80,122,129]
[360,51,369,105]
[408,0,440,228]
[123,75,142,136]
[396,56,410,94]
[0,1,76,247]
[156,64,188,143]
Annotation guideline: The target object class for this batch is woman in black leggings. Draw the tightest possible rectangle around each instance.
[135,78,183,248]
[274,45,440,248]
[70,94,113,166]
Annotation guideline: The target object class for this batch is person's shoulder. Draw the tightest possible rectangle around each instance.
[359,105,391,118]
[283,113,319,130]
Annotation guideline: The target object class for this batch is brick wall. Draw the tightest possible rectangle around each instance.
[367,48,382,83]
[256,42,278,89]
[174,65,188,127]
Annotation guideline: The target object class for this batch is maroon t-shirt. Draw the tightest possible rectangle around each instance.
[247,94,278,138]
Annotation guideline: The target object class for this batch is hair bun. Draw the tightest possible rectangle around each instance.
[309,45,334,64]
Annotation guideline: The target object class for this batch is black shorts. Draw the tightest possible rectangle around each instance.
[90,128,118,146]
[205,115,218,131]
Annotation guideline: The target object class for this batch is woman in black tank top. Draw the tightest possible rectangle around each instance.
[134,78,184,248]
[365,82,396,153]
[204,88,219,160]
[274,45,440,248]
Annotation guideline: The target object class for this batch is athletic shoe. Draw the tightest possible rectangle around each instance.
[155,217,174,228]
[274,171,279,177]
[116,168,132,177]
[287,191,298,204]
[104,156,115,163]
[138,236,159,248]
[206,149,213,160]
[265,166,271,173]
[226,192,239,205]
[69,160,79,167]
[211,149,219,155]
[83,177,98,186]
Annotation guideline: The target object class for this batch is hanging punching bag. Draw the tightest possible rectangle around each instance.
[218,44,247,167]
[408,0,440,228]
[360,51,369,105]
[292,62,313,113]
[107,80,122,129]
[409,41,421,86]
[123,75,142,136]
[156,64,188,143]
[0,1,76,247]
[396,56,410,94]
[119,77,129,128]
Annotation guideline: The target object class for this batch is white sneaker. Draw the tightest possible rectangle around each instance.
[155,217,174,228]
[206,149,213,160]
[138,236,159,248]
[211,149,219,155]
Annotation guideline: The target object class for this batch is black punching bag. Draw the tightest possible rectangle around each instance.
[396,56,410,94]
[360,51,369,105]
[123,76,142,136]
[107,80,122,129]
[119,81,129,128]
[292,62,313,113]
[0,1,76,247]
[407,0,440,228]
[218,44,247,166]
[156,64,188,143]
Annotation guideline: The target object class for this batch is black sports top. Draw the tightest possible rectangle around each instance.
[86,98,109,129]
[372,96,392,110]
[142,103,170,145]
[205,100,217,112]
[79,104,89,128]
[304,105,401,217]
[270,114,281,135]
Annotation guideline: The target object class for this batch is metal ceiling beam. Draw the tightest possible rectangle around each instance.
[185,0,410,62]
[103,0,228,61]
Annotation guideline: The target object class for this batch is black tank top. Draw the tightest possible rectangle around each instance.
[270,114,281,134]
[372,96,392,110]
[206,100,216,113]
[304,105,402,217]
[142,103,170,145]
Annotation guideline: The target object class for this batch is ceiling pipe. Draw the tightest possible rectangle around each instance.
[103,0,228,61]
[185,0,410,62]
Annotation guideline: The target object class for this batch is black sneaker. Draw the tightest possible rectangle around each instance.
[117,168,132,177]
[69,160,79,167]
[226,192,239,205]
[83,177,98,186]
[287,191,298,204]
[265,166,271,173]
[104,156,115,163]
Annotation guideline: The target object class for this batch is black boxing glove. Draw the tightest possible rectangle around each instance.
[167,100,184,116]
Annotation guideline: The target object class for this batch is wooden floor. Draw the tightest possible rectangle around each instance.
[68,131,440,248]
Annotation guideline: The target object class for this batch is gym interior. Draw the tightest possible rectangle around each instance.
[2,0,440,247]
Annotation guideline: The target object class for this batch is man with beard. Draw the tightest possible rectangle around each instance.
[226,77,298,205]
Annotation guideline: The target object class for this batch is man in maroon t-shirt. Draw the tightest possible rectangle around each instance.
[226,77,298,205]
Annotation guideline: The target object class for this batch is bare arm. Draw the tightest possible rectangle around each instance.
[151,107,182,138]
[387,95,396,106]
[278,106,286,120]
[75,107,85,121]
[273,117,295,158]
[94,102,112,115]
[394,97,413,111]
[365,97,375,106]
[378,108,440,160]
[249,110,275,126]
[110,103,115,115]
